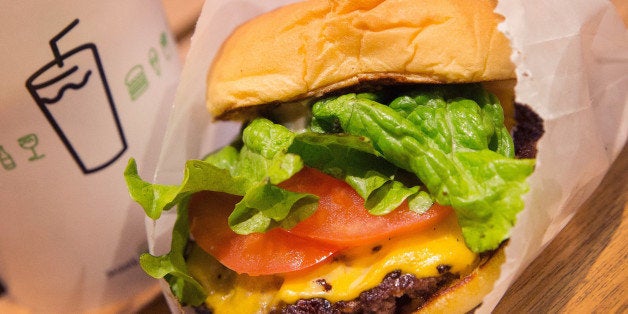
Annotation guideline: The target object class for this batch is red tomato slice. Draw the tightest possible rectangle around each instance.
[188,191,342,276]
[279,167,453,247]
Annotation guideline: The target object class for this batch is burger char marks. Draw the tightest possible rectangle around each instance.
[276,270,458,314]
[316,278,333,292]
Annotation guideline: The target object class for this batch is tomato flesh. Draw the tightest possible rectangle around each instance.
[279,167,452,246]
[188,191,341,276]
[188,167,452,275]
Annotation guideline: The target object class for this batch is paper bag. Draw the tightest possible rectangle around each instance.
[148,0,628,312]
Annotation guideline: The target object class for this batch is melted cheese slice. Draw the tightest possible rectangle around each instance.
[187,214,478,313]
[277,214,478,303]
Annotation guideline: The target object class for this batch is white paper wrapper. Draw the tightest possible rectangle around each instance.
[148,0,628,312]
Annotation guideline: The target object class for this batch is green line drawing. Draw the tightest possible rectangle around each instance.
[125,65,149,101]
[18,133,45,161]
[148,47,161,76]
[160,31,171,60]
[0,146,16,171]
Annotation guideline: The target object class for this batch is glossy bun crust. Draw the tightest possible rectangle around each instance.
[206,0,515,120]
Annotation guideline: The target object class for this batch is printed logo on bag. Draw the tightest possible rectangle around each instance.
[25,19,127,174]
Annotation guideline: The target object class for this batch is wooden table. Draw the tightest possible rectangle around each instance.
[144,1,628,312]
[494,145,627,313]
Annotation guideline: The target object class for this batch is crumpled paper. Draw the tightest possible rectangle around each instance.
[482,0,628,311]
[147,0,628,312]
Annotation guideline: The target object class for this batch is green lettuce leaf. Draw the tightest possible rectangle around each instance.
[289,132,431,215]
[124,158,249,220]
[311,85,535,252]
[139,198,207,306]
[288,132,431,215]
[233,119,303,184]
[124,118,314,234]
[127,84,537,308]
[229,182,319,234]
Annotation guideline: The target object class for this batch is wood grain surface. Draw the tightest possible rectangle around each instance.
[494,145,627,313]
[145,1,628,312]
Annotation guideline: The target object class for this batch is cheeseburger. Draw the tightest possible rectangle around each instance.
[126,0,544,313]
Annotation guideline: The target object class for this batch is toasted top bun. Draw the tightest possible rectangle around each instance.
[206,0,515,120]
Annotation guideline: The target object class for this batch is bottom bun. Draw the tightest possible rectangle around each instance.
[418,244,505,313]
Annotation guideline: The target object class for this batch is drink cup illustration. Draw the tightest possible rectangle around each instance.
[25,19,127,174]
[1,1,182,311]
